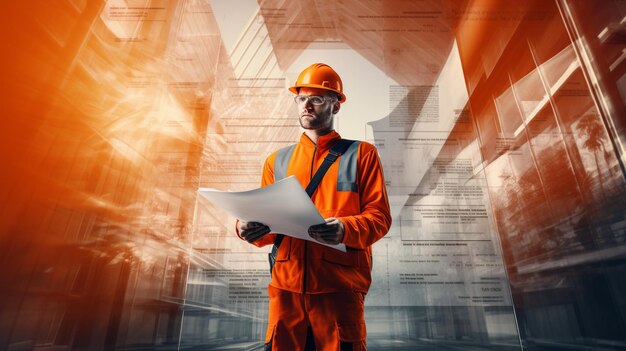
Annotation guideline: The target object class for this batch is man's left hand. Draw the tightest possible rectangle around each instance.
[308,217,344,245]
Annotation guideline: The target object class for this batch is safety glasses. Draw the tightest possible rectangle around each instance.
[293,95,336,105]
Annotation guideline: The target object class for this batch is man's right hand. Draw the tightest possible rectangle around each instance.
[238,220,271,243]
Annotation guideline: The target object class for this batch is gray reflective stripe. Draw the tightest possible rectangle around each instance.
[337,141,360,192]
[273,144,296,182]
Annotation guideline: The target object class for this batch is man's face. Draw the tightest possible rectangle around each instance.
[296,87,340,133]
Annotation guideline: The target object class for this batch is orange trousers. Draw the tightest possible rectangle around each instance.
[264,285,367,351]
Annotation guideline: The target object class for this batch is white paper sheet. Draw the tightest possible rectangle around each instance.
[198,176,347,252]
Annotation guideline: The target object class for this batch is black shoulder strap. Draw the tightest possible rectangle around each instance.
[305,139,354,197]
[272,139,355,252]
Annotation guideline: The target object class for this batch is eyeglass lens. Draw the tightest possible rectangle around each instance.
[294,95,325,105]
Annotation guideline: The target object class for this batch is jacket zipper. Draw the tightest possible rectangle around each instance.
[303,144,317,293]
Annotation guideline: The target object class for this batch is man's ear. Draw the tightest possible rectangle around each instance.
[332,101,340,114]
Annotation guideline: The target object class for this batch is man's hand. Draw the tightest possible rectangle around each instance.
[308,217,344,245]
[238,220,270,243]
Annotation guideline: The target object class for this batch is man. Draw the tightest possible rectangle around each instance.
[237,63,391,351]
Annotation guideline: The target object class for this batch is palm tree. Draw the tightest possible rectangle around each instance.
[576,113,608,200]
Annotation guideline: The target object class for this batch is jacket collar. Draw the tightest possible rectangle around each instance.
[299,130,342,150]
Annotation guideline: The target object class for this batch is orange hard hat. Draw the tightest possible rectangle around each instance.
[289,63,346,103]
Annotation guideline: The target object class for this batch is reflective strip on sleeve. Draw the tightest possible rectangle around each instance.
[273,144,296,182]
[337,141,360,192]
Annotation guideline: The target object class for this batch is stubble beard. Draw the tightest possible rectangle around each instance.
[299,106,333,131]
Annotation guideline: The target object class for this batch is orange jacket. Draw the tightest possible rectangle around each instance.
[241,130,391,294]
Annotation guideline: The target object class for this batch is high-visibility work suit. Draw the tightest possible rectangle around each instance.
[240,130,391,350]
